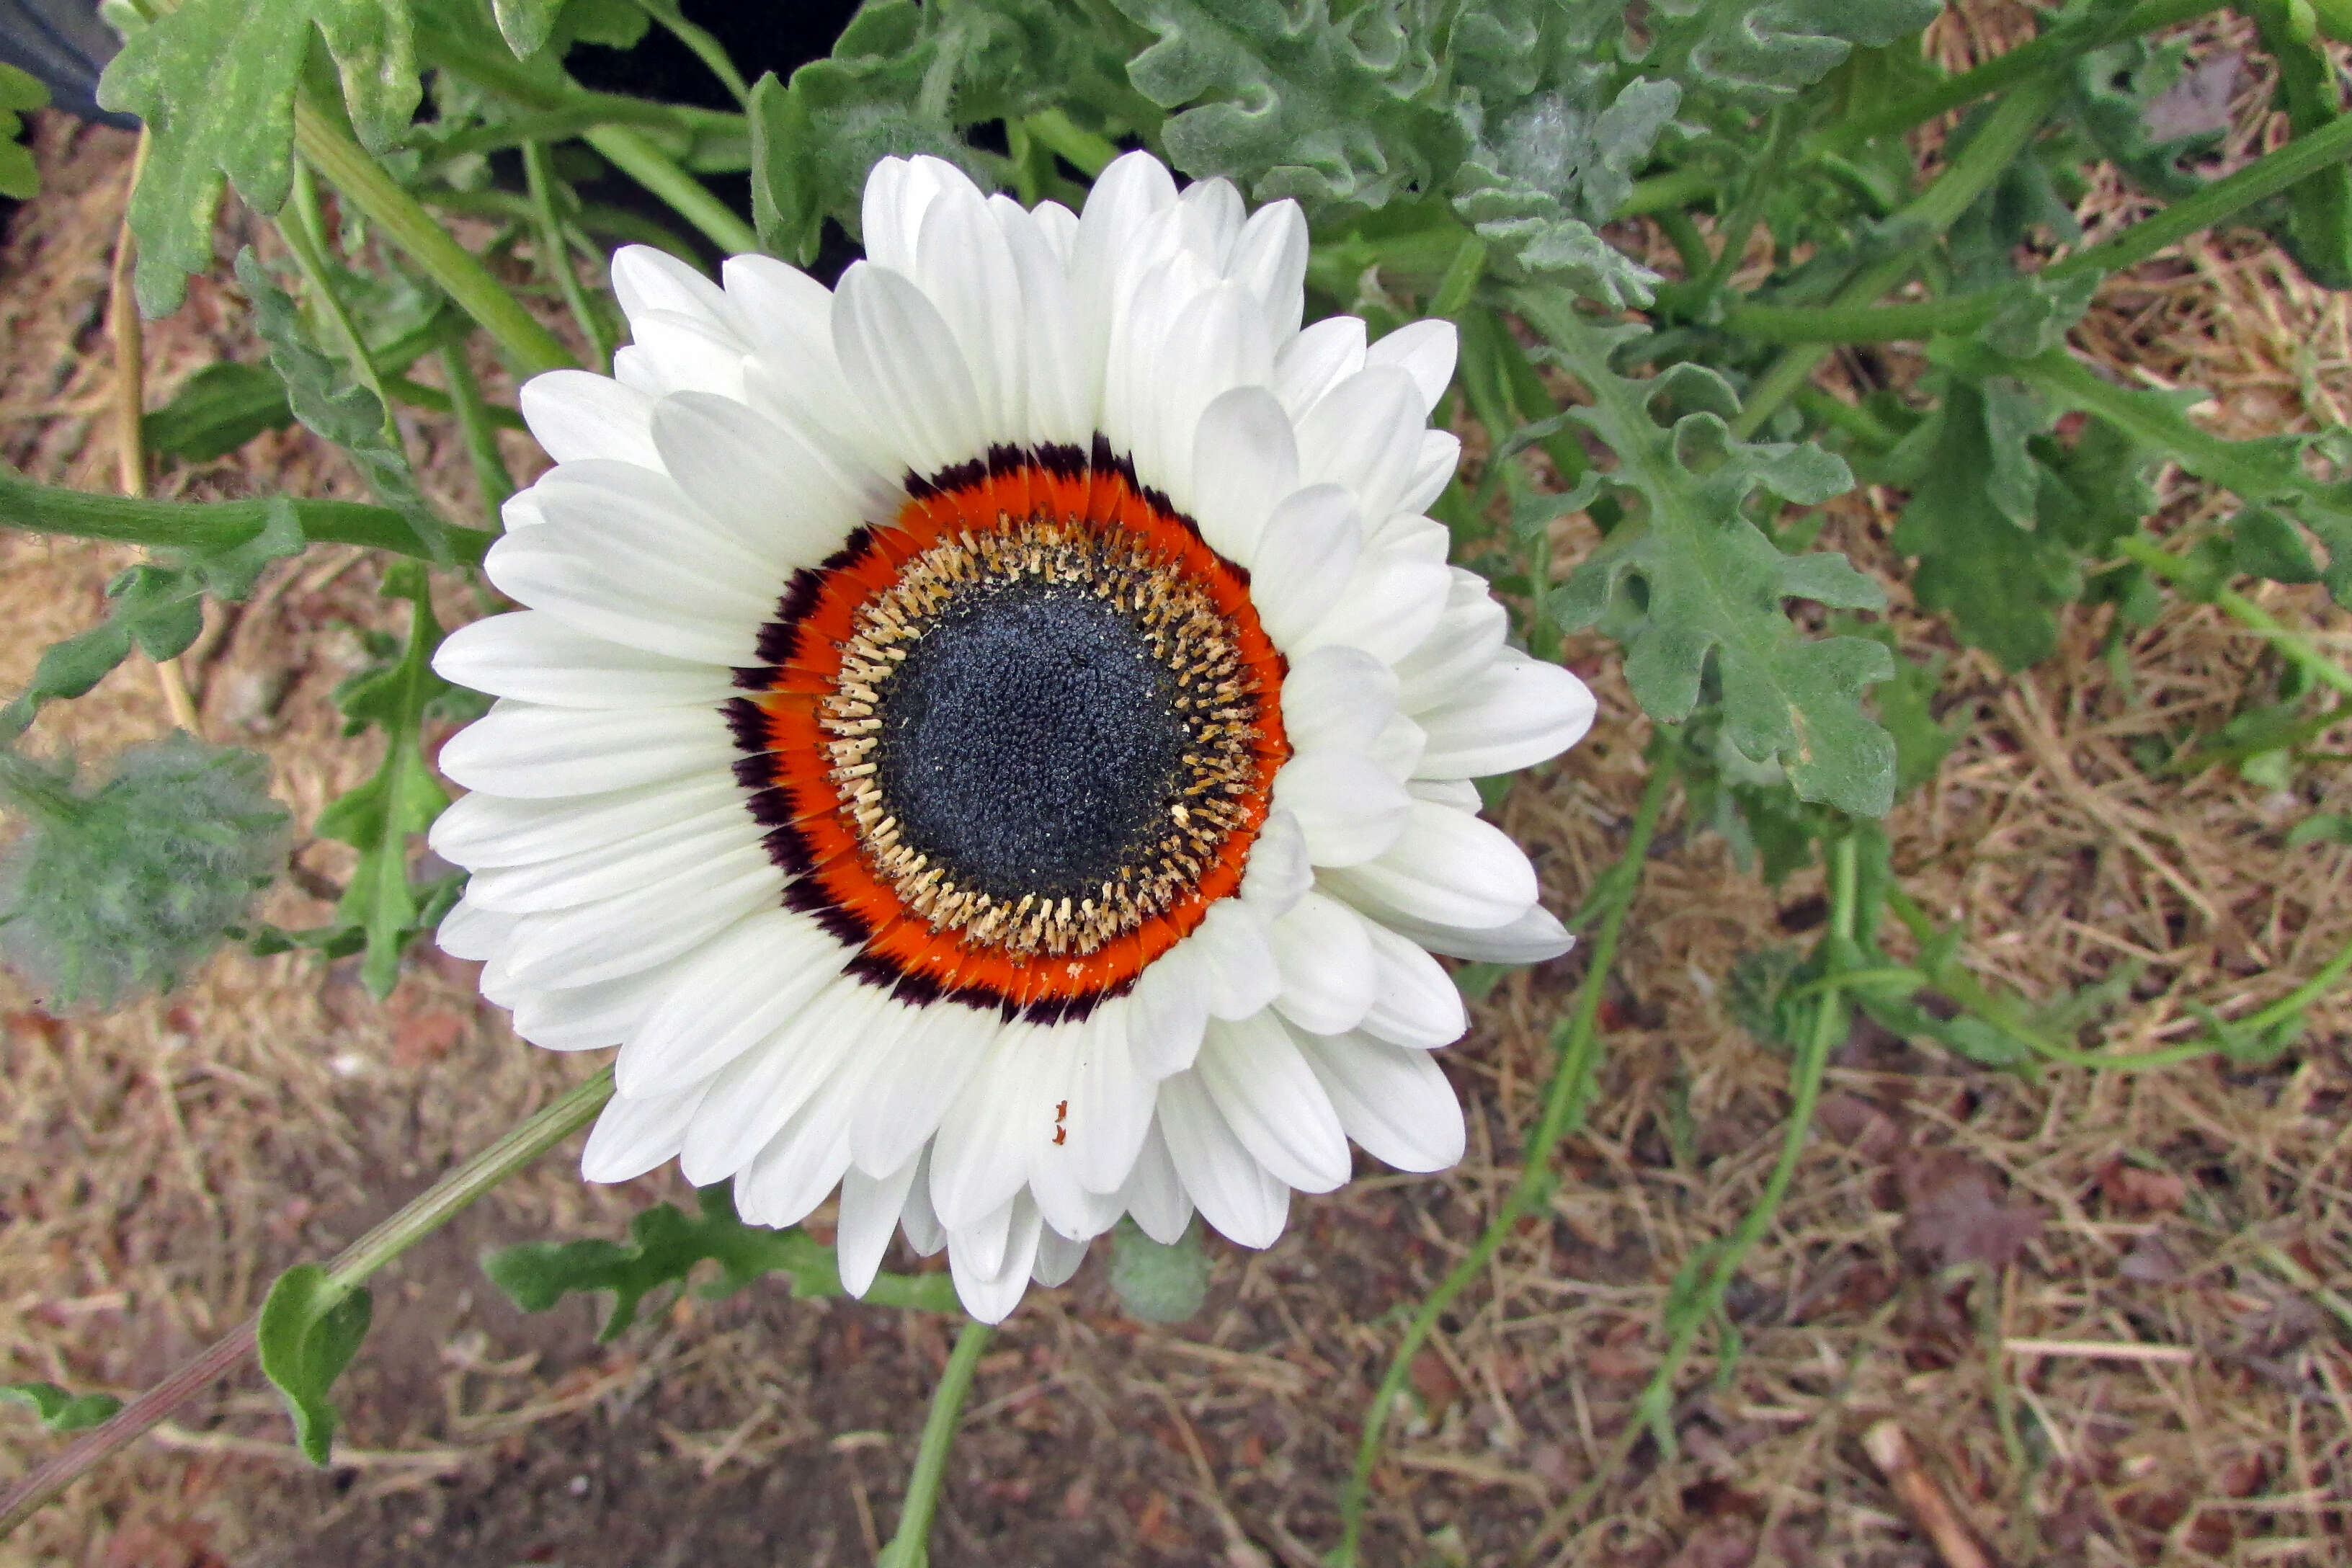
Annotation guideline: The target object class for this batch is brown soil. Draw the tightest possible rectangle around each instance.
[4,38,2350,1568]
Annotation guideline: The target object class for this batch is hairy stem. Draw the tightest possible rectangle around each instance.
[2114,536,2352,699]
[1333,762,1676,1567]
[878,1319,994,1568]
[0,1069,615,1540]
[584,126,760,254]
[293,95,574,376]
[0,466,491,566]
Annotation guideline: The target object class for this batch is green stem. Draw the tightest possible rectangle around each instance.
[0,1069,615,1541]
[1020,108,1121,177]
[584,126,759,255]
[440,343,514,527]
[271,201,398,442]
[1630,835,1854,1451]
[1698,109,1795,294]
[425,102,710,161]
[293,96,574,376]
[1729,113,2352,344]
[525,140,615,373]
[635,0,749,106]
[2114,535,2352,698]
[1333,762,1676,1567]
[0,466,490,566]
[1733,71,2070,437]
[878,1319,994,1568]
[383,373,525,430]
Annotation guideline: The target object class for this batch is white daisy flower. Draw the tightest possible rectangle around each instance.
[429,151,1597,1323]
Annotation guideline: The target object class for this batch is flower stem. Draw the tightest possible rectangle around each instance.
[0,1068,614,1541]
[877,1319,994,1568]
[1332,760,1676,1567]
[1,466,491,566]
[440,342,514,527]
[584,125,759,255]
[525,139,615,373]
[292,93,574,376]
[1732,71,2070,436]
[2113,533,2352,699]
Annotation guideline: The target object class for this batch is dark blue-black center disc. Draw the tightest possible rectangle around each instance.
[874,579,1189,903]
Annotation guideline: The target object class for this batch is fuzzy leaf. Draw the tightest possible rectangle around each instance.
[1,1381,123,1433]
[256,1265,373,1466]
[1647,0,1943,112]
[1108,1218,1211,1322]
[483,1184,960,1337]
[97,0,419,316]
[1111,0,1468,215]
[313,563,452,998]
[237,251,452,567]
[1523,292,1896,816]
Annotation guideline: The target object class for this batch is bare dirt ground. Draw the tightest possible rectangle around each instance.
[4,32,2350,1567]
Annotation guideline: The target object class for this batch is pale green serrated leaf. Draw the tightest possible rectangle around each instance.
[256,1264,373,1466]
[236,250,450,566]
[97,0,419,316]
[1111,0,1468,215]
[314,563,451,998]
[1523,294,1895,816]
[1649,0,1943,112]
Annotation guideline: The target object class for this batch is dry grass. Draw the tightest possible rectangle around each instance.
[2,26,2349,1566]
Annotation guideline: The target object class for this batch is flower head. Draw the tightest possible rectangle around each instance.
[431,152,1596,1321]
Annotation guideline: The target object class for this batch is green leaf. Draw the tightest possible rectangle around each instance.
[313,562,453,997]
[1522,292,1897,816]
[1,1381,123,1433]
[483,1183,961,1337]
[0,61,45,201]
[1108,1218,1210,1323]
[1111,0,1469,217]
[2286,812,2352,847]
[491,0,566,56]
[144,363,298,463]
[2232,504,2323,584]
[1647,0,1943,112]
[97,0,420,316]
[2247,0,2352,289]
[236,250,452,566]
[256,1264,373,1466]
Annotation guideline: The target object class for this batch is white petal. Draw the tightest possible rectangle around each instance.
[1298,367,1427,521]
[518,370,658,467]
[502,848,776,988]
[1175,177,1245,268]
[1366,318,1458,414]
[1394,430,1461,518]
[651,393,873,566]
[734,1063,860,1229]
[832,262,986,479]
[1198,1012,1351,1193]
[1295,552,1451,666]
[1190,386,1298,564]
[1269,890,1379,1035]
[1070,151,1180,373]
[1273,316,1366,420]
[948,1192,1043,1324]
[625,308,748,400]
[930,1021,1056,1230]
[437,702,736,801]
[1071,1002,1156,1193]
[509,958,687,1051]
[1358,918,1467,1048]
[1280,645,1397,756]
[435,896,514,960]
[615,908,847,1097]
[849,995,997,1178]
[899,1146,948,1256]
[1032,1226,1089,1288]
[611,245,742,339]
[1226,199,1309,343]
[1413,651,1598,780]
[1147,282,1273,509]
[838,1153,923,1298]
[581,1082,709,1182]
[1030,199,1078,262]
[1157,1072,1290,1249]
[1394,570,1510,710]
[1320,801,1538,931]
[434,612,736,710]
[913,182,1028,444]
[1237,809,1313,916]
[860,154,967,275]
[1271,749,1412,868]
[1194,899,1280,1020]
[1362,903,1577,964]
[1118,1121,1195,1244]
[463,809,761,914]
[1368,710,1429,781]
[1128,937,1211,1079]
[1296,1030,1465,1172]
[1250,484,1363,649]
[429,774,742,869]
[677,974,872,1183]
[991,195,1092,447]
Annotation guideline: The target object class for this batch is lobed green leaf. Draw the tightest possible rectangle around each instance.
[256,1265,374,1466]
[1,1381,123,1434]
